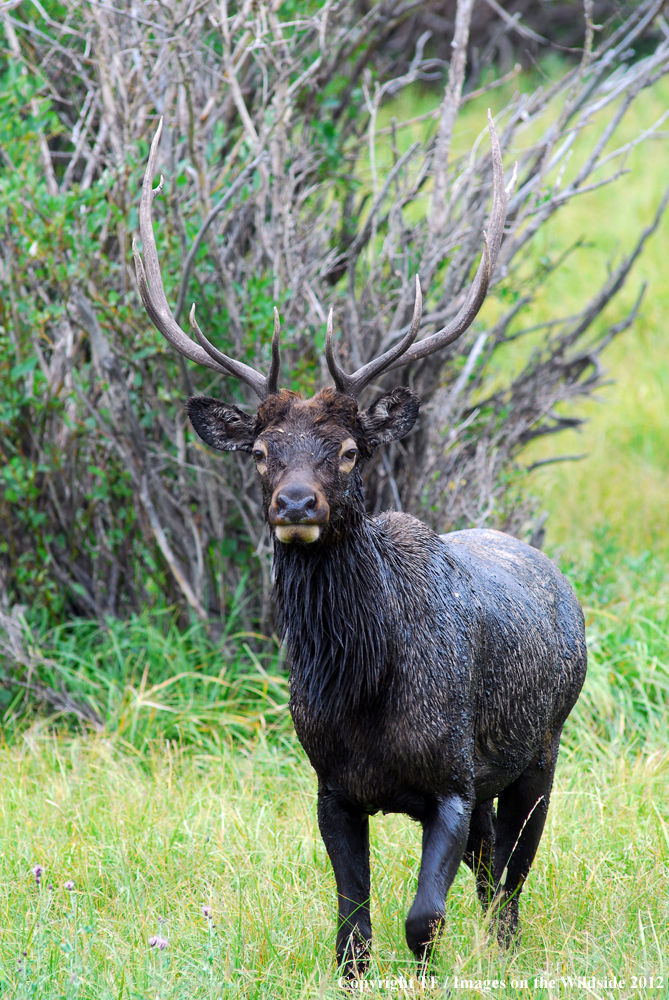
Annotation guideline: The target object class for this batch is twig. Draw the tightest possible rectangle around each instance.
[526,453,588,472]
[140,476,208,622]
[429,0,475,239]
[482,0,548,45]
[173,153,266,323]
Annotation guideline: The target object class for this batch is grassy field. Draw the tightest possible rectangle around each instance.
[0,722,667,998]
[1,553,668,998]
[2,66,669,998]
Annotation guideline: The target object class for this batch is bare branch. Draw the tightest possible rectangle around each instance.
[429,0,475,239]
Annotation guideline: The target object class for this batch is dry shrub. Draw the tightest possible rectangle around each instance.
[0,0,667,626]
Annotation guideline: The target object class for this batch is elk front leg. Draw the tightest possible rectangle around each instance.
[317,786,371,978]
[406,793,472,966]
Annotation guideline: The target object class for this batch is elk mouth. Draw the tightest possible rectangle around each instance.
[274,524,323,544]
[269,481,330,544]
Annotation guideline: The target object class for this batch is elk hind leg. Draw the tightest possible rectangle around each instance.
[462,798,496,911]
[493,732,561,948]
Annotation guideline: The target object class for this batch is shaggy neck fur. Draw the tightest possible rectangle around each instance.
[273,490,392,714]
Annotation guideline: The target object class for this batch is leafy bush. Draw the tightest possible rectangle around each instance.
[0,599,289,750]
[1,0,668,629]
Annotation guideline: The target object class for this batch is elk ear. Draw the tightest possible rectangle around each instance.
[186,396,257,453]
[359,387,420,450]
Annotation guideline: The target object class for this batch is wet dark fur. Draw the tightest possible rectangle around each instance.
[187,386,587,974]
[279,516,585,810]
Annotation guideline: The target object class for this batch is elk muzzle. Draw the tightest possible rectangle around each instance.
[269,479,330,543]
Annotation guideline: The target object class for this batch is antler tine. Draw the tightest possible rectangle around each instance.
[382,110,509,374]
[267,308,281,396]
[134,119,276,400]
[325,308,346,394]
[189,304,242,373]
[326,275,423,398]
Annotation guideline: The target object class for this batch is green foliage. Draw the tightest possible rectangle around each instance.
[1,604,290,751]
[0,54,274,620]
[0,71,127,614]
[0,18,371,622]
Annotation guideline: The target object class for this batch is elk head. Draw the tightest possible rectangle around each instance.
[132,116,508,545]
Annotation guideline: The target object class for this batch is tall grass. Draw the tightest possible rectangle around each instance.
[2,534,668,753]
[0,703,666,997]
[1,608,289,751]
[564,538,669,750]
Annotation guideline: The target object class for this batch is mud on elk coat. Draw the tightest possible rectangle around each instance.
[133,117,587,975]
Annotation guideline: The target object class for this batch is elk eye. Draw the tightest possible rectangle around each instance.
[343,448,357,461]
[253,449,266,462]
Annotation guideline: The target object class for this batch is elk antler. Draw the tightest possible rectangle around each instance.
[132,118,279,400]
[326,111,509,398]
[326,275,423,398]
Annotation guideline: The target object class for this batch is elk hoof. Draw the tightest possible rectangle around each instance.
[405,906,444,962]
[496,898,521,950]
[337,931,371,982]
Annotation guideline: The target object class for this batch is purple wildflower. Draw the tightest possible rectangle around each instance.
[202,905,212,919]
[32,865,43,886]
[149,935,168,951]
[64,880,75,891]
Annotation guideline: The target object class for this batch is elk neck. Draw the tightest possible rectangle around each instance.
[272,494,394,715]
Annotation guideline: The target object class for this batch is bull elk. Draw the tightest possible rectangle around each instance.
[133,117,587,975]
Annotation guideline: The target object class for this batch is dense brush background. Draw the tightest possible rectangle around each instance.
[2,0,668,630]
[0,1,668,996]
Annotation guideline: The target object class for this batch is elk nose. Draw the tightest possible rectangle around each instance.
[275,484,318,522]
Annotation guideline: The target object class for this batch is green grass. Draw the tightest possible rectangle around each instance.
[466,73,669,560]
[376,66,669,559]
[0,713,667,997]
[0,550,668,998]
